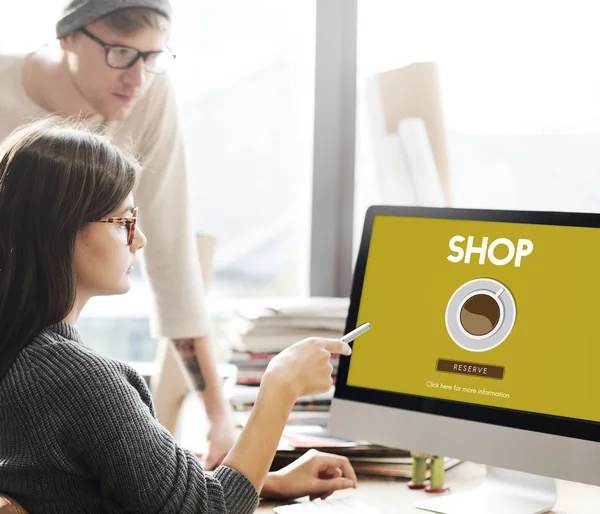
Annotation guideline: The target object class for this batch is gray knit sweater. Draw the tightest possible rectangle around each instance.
[0,322,259,513]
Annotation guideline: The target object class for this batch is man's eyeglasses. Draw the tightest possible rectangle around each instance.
[93,207,138,246]
[80,28,176,74]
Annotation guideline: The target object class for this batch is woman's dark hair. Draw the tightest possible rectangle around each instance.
[0,118,139,378]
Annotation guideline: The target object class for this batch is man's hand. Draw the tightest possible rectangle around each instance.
[261,449,358,501]
[201,413,237,470]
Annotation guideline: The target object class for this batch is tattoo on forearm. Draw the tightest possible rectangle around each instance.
[173,338,206,391]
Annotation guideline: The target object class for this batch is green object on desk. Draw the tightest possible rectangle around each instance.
[408,452,449,492]
[429,456,445,488]
[408,451,429,489]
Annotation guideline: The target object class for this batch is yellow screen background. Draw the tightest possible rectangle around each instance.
[347,215,600,423]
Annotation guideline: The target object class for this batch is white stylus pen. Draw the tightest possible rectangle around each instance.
[340,322,372,343]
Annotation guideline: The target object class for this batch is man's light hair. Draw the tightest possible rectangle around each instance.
[100,7,170,34]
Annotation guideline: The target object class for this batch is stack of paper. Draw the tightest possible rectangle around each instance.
[227,296,349,354]
[225,297,348,389]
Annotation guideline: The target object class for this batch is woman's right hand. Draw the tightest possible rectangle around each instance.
[220,337,352,494]
[262,338,352,401]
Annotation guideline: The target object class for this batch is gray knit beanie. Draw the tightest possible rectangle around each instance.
[56,0,172,38]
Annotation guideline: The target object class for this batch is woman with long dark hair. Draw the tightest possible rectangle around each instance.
[0,118,356,513]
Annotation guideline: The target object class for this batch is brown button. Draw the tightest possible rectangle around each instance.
[436,358,504,379]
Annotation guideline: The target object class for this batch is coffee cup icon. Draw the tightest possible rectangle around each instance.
[446,279,516,352]
[457,288,505,339]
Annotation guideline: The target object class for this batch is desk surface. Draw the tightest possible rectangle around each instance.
[256,461,600,513]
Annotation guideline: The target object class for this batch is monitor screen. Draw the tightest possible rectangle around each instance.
[335,206,600,443]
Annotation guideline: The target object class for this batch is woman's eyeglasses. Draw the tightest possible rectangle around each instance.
[80,28,176,74]
[93,207,138,246]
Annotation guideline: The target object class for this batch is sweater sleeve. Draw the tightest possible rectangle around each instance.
[133,75,210,340]
[62,354,258,514]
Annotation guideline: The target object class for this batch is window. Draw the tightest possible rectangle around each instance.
[2,1,316,362]
[354,0,600,249]
[169,0,315,302]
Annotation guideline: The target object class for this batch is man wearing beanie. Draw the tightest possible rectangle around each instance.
[0,0,241,495]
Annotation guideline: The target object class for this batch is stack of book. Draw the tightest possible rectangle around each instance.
[227,297,348,460]
[230,384,335,414]
[230,353,341,388]
[228,296,348,354]
[231,388,333,427]
[226,296,348,389]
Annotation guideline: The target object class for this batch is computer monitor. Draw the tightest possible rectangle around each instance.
[329,205,600,514]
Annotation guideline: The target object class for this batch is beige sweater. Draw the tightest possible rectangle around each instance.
[0,53,210,340]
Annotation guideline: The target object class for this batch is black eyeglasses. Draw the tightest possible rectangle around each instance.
[80,28,176,74]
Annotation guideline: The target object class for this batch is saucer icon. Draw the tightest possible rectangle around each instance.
[445,278,516,352]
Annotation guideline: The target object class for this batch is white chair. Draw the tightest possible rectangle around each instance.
[365,62,451,206]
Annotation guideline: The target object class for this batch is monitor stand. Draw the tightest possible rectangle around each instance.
[414,466,557,514]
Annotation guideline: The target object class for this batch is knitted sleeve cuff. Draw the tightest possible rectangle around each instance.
[212,465,259,514]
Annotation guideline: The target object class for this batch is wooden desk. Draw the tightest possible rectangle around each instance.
[257,462,600,513]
